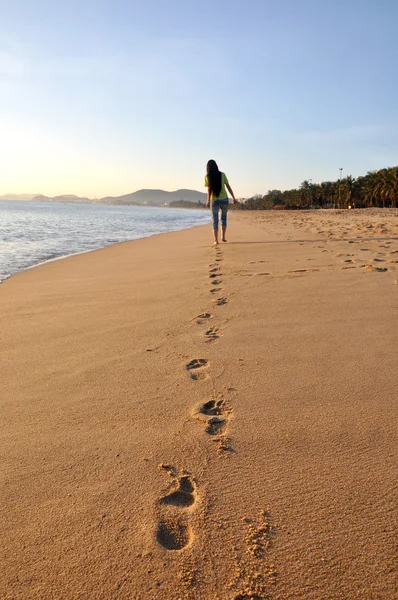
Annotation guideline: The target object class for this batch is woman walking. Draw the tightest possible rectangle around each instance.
[205,160,236,245]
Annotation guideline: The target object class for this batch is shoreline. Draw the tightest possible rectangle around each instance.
[2,206,397,286]
[2,228,398,287]
[1,209,397,599]
[0,210,211,285]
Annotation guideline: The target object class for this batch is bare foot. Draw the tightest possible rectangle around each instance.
[213,241,219,246]
[222,238,227,243]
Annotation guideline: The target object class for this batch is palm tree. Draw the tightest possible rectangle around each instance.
[363,171,378,207]
[353,176,365,207]
[300,180,312,207]
[378,167,398,207]
[315,181,333,207]
[340,175,355,208]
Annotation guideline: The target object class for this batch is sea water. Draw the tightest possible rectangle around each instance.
[0,200,211,283]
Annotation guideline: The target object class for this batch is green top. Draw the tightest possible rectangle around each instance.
[205,172,229,200]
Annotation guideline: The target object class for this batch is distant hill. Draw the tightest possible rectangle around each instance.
[29,189,207,207]
[101,189,206,206]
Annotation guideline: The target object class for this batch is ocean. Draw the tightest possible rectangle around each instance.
[0,200,211,283]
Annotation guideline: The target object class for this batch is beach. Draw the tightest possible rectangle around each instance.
[1,208,397,599]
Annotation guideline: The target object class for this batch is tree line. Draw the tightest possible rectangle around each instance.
[169,200,206,209]
[238,166,398,210]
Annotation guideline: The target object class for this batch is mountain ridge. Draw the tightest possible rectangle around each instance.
[0,189,207,206]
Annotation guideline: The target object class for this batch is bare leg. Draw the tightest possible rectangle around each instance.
[222,226,227,242]
[213,228,219,245]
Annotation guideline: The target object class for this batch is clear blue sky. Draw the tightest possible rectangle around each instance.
[1,0,397,197]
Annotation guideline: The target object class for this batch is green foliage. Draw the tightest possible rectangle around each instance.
[169,200,206,209]
[237,166,398,210]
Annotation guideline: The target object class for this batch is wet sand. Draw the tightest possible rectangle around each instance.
[1,208,397,599]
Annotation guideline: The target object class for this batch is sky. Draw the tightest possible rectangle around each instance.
[1,0,397,198]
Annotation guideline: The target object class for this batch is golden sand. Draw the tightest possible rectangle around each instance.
[1,208,397,599]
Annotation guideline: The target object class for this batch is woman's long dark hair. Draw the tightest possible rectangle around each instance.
[206,160,222,197]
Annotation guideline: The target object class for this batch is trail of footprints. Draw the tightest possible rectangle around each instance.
[334,241,398,274]
[187,249,233,450]
[243,239,397,280]
[296,215,398,280]
[156,244,256,599]
[208,256,230,306]
[196,252,230,343]
[156,249,234,551]
[153,238,279,598]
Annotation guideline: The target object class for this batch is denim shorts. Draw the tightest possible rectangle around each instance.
[211,199,229,229]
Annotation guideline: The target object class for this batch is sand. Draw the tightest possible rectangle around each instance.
[1,208,397,599]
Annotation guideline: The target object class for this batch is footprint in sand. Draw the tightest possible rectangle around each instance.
[192,398,233,451]
[363,265,388,273]
[210,287,222,294]
[156,519,191,551]
[186,358,210,380]
[160,474,196,507]
[204,326,221,343]
[210,280,222,286]
[156,472,197,551]
[209,267,219,273]
[209,273,222,279]
[196,312,212,325]
[201,399,228,434]
[213,296,229,306]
